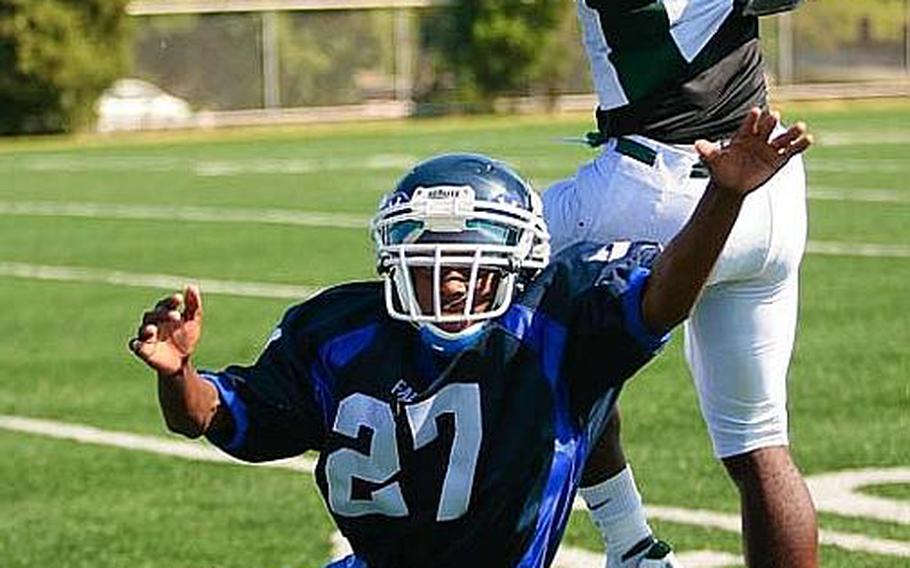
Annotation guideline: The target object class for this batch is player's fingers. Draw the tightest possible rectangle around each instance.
[130,322,159,353]
[142,309,163,327]
[694,139,720,162]
[155,292,184,312]
[130,336,159,361]
[738,107,762,137]
[129,336,149,354]
[184,285,203,322]
[769,121,807,151]
[139,323,158,342]
[785,133,813,157]
[757,109,780,141]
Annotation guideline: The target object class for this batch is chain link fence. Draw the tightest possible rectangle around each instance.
[127,2,910,120]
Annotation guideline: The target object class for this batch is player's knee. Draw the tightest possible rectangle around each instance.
[721,445,794,487]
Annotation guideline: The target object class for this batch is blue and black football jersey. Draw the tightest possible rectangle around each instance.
[202,241,668,568]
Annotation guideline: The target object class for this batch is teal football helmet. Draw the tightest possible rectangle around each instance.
[371,153,550,339]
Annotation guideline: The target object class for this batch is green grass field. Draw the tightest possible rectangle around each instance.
[1,100,908,567]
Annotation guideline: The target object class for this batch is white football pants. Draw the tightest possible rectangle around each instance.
[544,133,807,458]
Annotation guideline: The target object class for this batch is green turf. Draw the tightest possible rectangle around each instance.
[0,217,375,284]
[863,484,910,501]
[2,100,909,567]
[0,432,334,568]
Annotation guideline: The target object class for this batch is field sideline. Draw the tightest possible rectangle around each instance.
[1,100,908,567]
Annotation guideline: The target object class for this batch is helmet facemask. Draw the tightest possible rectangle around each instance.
[372,184,549,339]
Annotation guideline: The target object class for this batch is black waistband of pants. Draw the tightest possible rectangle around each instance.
[596,106,742,146]
[614,136,710,179]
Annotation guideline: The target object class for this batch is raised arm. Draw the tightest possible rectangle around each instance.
[641,108,812,333]
[129,285,231,438]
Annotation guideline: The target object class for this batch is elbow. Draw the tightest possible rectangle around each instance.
[641,296,690,335]
[163,412,207,439]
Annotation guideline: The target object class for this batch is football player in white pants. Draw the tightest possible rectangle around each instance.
[543,1,817,567]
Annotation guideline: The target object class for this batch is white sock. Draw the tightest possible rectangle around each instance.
[579,465,653,562]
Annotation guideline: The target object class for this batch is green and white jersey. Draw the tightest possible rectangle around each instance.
[579,0,767,143]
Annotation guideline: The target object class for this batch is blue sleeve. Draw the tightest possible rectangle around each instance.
[581,240,670,355]
[617,265,671,354]
[560,241,670,428]
[201,319,326,463]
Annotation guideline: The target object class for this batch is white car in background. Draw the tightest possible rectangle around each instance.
[96,78,193,132]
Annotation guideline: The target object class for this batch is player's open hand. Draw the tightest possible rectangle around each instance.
[129,285,203,376]
[695,107,812,199]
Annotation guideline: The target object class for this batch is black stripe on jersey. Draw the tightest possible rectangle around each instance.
[588,3,767,143]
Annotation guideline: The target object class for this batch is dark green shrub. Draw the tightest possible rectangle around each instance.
[0,0,130,134]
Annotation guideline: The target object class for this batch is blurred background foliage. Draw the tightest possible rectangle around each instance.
[0,0,130,134]
[0,0,908,134]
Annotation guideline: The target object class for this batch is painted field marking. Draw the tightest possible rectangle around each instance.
[806,241,910,259]
[552,546,742,568]
[0,262,321,300]
[817,132,910,147]
[0,201,368,229]
[2,414,908,560]
[9,154,417,176]
[808,159,910,174]
[808,188,910,204]
[1,186,908,230]
[332,529,743,568]
[0,237,907,303]
[0,414,315,473]
[808,468,910,525]
[194,155,416,177]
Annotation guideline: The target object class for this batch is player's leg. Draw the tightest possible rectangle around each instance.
[686,276,817,568]
[580,411,682,568]
[544,150,689,568]
[684,155,817,567]
[724,446,817,567]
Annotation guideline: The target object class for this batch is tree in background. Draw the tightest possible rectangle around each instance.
[278,10,392,107]
[422,0,571,110]
[0,0,130,134]
[791,0,907,50]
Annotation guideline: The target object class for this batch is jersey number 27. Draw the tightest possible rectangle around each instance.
[325,383,482,521]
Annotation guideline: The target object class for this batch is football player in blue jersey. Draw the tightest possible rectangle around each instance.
[129,108,810,568]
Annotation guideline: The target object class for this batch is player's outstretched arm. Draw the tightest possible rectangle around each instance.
[641,108,812,333]
[129,285,230,438]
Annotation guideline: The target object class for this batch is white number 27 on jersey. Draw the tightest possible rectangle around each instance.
[325,383,482,521]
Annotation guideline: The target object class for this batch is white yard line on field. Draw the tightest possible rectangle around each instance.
[328,530,743,568]
[1,191,909,235]
[817,132,910,147]
[11,154,417,175]
[808,468,910,525]
[806,241,910,259]
[0,414,315,473]
[0,236,907,302]
[193,155,416,177]
[808,159,910,174]
[0,262,321,300]
[2,414,908,560]
[0,190,906,228]
[808,188,910,204]
[553,546,742,568]
[0,201,369,229]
